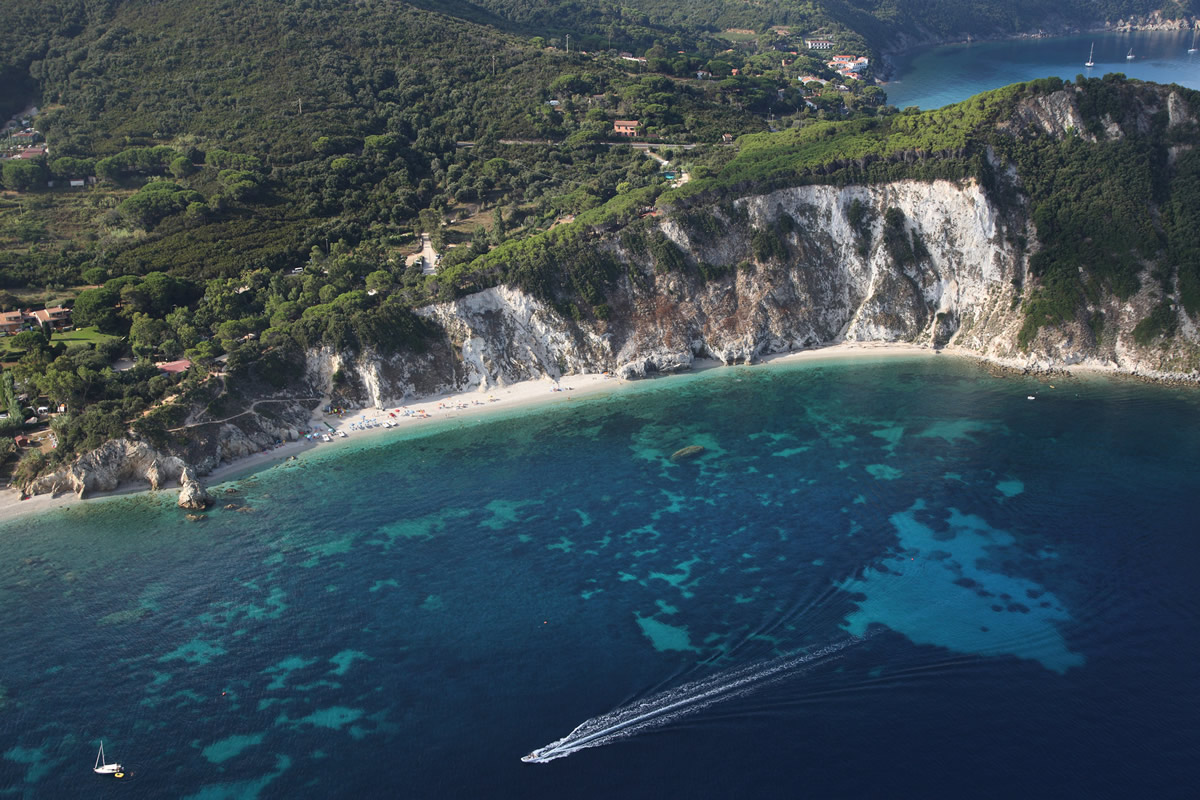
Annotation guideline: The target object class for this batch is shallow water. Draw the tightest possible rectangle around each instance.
[2,355,1198,798]
[887,29,1200,110]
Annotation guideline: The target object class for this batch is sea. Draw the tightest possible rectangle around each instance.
[886,29,1200,110]
[1,354,1198,798]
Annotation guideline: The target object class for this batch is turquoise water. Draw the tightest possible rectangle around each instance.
[887,30,1200,109]
[2,355,1198,797]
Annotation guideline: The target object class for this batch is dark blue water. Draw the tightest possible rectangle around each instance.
[888,29,1200,109]
[2,355,1198,798]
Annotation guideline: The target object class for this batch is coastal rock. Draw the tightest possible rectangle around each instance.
[146,462,164,491]
[26,439,186,499]
[617,349,695,379]
[177,469,213,510]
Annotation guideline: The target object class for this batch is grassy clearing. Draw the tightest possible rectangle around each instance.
[0,186,131,252]
[716,30,758,42]
[0,325,119,359]
[53,326,120,349]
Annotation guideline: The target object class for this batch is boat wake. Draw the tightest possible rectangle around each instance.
[521,634,867,763]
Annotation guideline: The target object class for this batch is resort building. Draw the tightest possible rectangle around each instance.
[828,55,869,77]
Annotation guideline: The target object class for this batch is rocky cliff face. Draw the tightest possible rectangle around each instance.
[26,439,187,499]
[308,174,1197,408]
[307,180,1015,400]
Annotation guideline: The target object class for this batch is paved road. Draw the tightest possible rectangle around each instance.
[405,233,438,275]
[456,139,702,149]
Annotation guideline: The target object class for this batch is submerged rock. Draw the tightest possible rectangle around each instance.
[670,445,706,462]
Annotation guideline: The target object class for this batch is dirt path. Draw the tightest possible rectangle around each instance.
[169,396,323,432]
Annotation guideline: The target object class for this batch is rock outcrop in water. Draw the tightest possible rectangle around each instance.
[177,468,213,510]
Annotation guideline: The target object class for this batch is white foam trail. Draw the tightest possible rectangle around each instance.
[521,634,866,763]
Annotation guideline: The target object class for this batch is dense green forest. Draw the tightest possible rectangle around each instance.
[411,1,1197,56]
[1,0,1199,484]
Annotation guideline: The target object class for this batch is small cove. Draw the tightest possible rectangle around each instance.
[886,29,1200,109]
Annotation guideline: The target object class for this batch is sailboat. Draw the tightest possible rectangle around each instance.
[1085,42,1095,68]
[93,742,123,777]
[1189,29,1197,54]
[1126,47,1135,60]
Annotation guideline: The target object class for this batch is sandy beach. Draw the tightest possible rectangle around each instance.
[0,341,934,525]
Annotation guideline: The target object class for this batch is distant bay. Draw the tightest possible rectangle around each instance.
[886,29,1200,110]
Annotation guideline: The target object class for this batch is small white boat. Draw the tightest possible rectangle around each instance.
[93,741,123,777]
[1126,47,1135,60]
[338,430,347,438]
[1085,43,1095,68]
[1189,29,1198,54]
[321,433,331,442]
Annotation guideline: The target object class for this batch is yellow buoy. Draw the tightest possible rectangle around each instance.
[114,773,124,778]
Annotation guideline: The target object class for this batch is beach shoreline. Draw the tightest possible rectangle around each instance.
[0,342,938,525]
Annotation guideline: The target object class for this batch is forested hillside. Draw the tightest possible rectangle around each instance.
[412,0,1196,53]
[1,0,1199,486]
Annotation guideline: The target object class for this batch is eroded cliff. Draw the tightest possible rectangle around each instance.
[320,176,1196,403]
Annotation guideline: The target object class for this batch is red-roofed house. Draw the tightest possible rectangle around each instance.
[30,307,71,330]
[613,120,640,137]
[0,307,71,334]
[155,359,192,374]
[0,310,25,335]
[16,147,47,159]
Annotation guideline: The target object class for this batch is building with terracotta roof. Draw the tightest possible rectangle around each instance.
[0,310,25,335]
[0,307,71,335]
[613,120,640,137]
[30,307,71,329]
[155,359,192,374]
